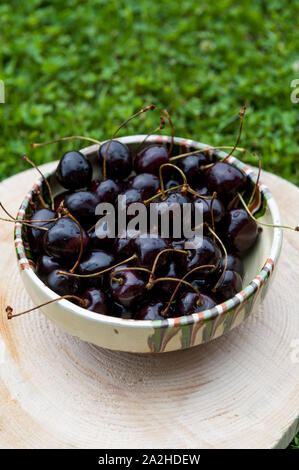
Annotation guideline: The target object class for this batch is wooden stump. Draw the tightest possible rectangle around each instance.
[0,164,298,449]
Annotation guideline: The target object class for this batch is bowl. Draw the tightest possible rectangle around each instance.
[14,135,283,353]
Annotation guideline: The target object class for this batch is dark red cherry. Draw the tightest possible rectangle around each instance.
[36,255,61,282]
[213,269,242,301]
[134,145,170,175]
[133,235,169,269]
[191,185,210,197]
[156,261,184,298]
[205,161,247,197]
[109,264,146,307]
[54,191,69,211]
[222,253,244,278]
[91,179,122,205]
[43,217,89,259]
[193,196,225,224]
[63,191,99,228]
[224,209,258,252]
[46,269,81,296]
[177,153,208,183]
[118,188,143,211]
[177,291,216,316]
[135,301,165,320]
[56,151,92,190]
[165,179,180,190]
[88,223,114,251]
[152,192,190,238]
[28,208,56,254]
[184,236,221,277]
[99,140,132,179]
[127,173,160,200]
[77,249,115,288]
[81,287,110,315]
[113,229,140,258]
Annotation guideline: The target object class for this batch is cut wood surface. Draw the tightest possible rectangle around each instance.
[0,163,298,449]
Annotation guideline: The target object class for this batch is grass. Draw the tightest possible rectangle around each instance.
[0,0,298,448]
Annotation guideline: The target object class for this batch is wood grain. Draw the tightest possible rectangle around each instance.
[0,164,298,449]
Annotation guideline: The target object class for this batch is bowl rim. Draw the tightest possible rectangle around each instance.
[14,134,283,329]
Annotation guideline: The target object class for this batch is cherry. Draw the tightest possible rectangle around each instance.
[117,189,144,223]
[193,196,225,224]
[91,178,122,205]
[135,301,165,320]
[64,191,99,228]
[109,264,146,307]
[28,208,56,254]
[177,291,216,316]
[156,261,184,298]
[213,269,242,301]
[191,185,210,197]
[133,235,169,269]
[81,287,110,315]
[205,161,247,197]
[77,249,116,288]
[43,217,89,259]
[46,269,81,296]
[183,236,221,277]
[113,229,140,258]
[165,179,180,190]
[224,208,258,252]
[222,253,244,278]
[88,224,114,251]
[152,191,190,238]
[127,173,160,200]
[177,153,208,183]
[36,255,61,282]
[99,140,132,179]
[54,191,69,211]
[56,151,92,190]
[134,145,170,175]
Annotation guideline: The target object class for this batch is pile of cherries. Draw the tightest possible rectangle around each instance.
[6,105,279,321]
[24,127,262,320]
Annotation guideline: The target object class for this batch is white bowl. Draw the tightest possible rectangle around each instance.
[14,135,283,353]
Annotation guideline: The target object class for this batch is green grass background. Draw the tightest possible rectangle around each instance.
[0,0,298,448]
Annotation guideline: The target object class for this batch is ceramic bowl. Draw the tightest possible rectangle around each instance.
[14,135,283,353]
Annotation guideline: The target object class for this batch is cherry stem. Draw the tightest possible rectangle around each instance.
[147,277,202,301]
[187,187,214,200]
[20,154,54,210]
[248,152,262,207]
[31,135,102,149]
[0,202,58,227]
[237,193,299,232]
[0,217,49,231]
[205,224,228,292]
[103,104,156,180]
[162,264,216,318]
[58,207,84,273]
[147,248,188,287]
[223,106,246,162]
[57,254,138,278]
[6,295,87,319]
[110,266,152,282]
[159,163,188,199]
[136,115,166,152]
[210,191,217,240]
[143,184,184,204]
[169,146,247,162]
[162,109,174,156]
